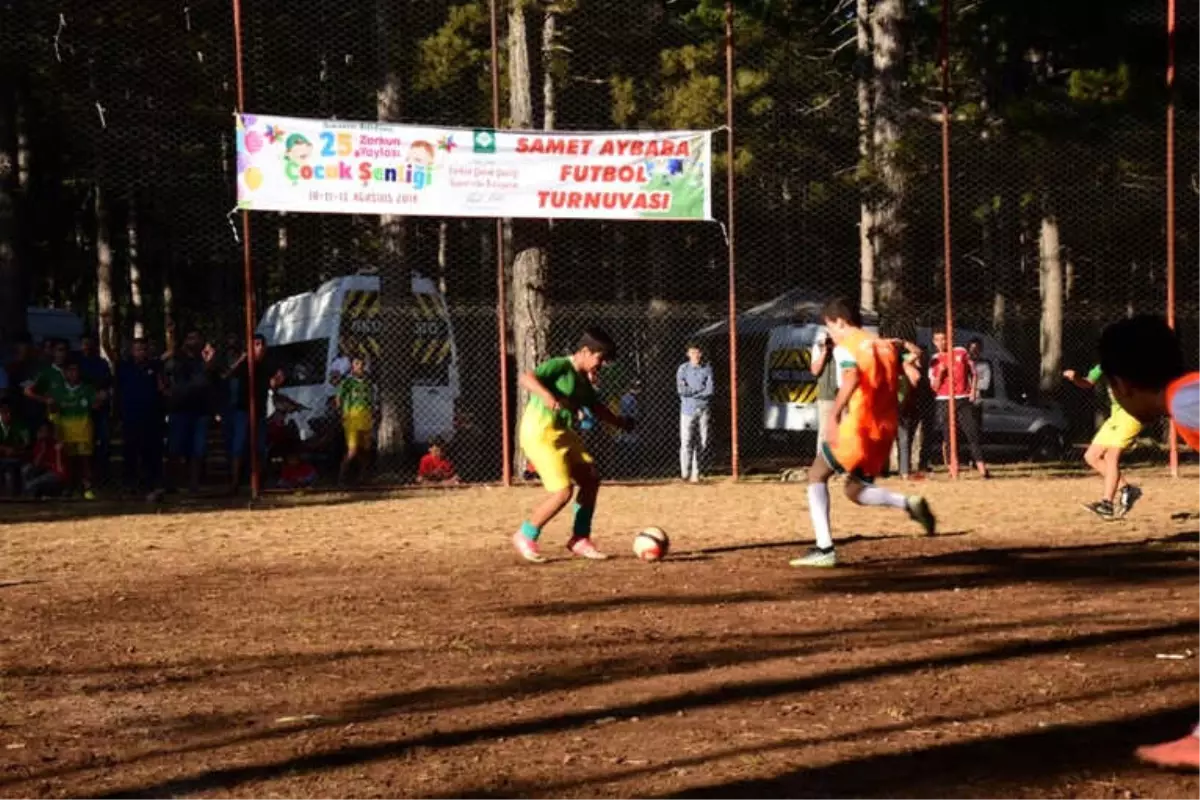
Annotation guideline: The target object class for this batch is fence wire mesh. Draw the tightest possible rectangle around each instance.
[0,0,1195,498]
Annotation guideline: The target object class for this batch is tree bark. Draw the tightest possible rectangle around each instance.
[509,0,552,474]
[127,196,144,339]
[1037,201,1063,393]
[95,185,117,364]
[375,0,413,471]
[857,0,877,314]
[0,76,23,342]
[870,0,907,313]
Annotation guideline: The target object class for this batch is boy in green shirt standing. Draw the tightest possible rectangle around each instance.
[512,328,635,563]
[28,360,107,499]
[335,356,375,485]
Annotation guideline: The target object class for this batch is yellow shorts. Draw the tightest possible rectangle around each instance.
[1091,406,1143,450]
[343,410,373,450]
[519,414,593,492]
[56,417,93,457]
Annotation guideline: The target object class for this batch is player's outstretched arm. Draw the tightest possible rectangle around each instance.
[1061,369,1095,390]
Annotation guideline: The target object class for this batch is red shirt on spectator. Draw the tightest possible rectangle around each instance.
[418,452,457,482]
[929,346,975,399]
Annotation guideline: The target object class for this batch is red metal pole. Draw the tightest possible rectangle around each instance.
[232,0,260,498]
[940,0,959,478]
[1166,0,1178,477]
[490,0,512,486]
[725,1,740,480]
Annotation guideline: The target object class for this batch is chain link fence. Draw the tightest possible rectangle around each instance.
[0,0,1194,498]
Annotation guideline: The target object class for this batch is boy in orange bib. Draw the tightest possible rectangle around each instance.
[791,298,936,568]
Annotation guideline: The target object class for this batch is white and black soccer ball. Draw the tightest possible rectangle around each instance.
[633,527,670,561]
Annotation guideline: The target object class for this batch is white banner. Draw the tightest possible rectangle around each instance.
[235,114,713,222]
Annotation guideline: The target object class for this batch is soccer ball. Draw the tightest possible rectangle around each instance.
[633,527,670,561]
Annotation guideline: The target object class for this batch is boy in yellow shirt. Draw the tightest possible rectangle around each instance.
[335,356,375,485]
[512,328,635,563]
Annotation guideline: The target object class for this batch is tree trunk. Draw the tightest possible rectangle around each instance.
[162,261,174,353]
[857,0,876,314]
[375,0,413,472]
[127,196,144,339]
[0,76,23,342]
[870,0,907,313]
[95,186,117,365]
[1037,202,1063,393]
[509,0,552,474]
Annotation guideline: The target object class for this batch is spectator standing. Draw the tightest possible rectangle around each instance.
[163,328,218,494]
[116,337,166,500]
[27,360,106,499]
[966,337,991,451]
[809,330,839,457]
[676,343,713,483]
[894,339,931,479]
[0,399,30,495]
[6,334,42,430]
[929,330,990,478]
[24,338,69,427]
[223,333,284,492]
[336,355,375,485]
[78,334,113,485]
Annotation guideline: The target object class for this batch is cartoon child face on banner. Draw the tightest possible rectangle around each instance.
[285,134,313,166]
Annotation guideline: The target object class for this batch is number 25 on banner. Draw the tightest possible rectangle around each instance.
[319,132,352,157]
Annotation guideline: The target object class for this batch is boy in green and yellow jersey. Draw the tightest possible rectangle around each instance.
[28,360,107,499]
[512,328,635,564]
[1063,363,1143,519]
[335,356,375,484]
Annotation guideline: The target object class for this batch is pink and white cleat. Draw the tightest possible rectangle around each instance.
[512,531,547,563]
[567,536,610,560]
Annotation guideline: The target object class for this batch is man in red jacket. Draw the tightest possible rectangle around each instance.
[929,330,990,478]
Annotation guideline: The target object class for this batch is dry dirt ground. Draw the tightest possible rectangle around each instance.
[2,467,1198,799]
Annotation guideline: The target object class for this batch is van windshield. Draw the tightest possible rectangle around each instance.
[271,339,330,387]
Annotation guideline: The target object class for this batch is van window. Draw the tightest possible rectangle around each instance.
[270,339,330,386]
[1001,362,1034,404]
[411,295,451,387]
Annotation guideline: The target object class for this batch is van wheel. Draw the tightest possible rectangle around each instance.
[1030,428,1066,462]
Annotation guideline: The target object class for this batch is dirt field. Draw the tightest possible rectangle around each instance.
[2,468,1198,798]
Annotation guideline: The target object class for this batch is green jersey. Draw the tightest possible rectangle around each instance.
[525,356,597,430]
[337,376,373,414]
[0,418,29,450]
[52,382,97,421]
[33,365,68,399]
[1086,364,1121,415]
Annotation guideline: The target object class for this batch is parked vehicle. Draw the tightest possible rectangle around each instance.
[256,271,461,444]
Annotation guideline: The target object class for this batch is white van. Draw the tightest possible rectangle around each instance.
[762,324,1067,460]
[256,272,461,444]
[762,321,878,432]
[27,308,85,349]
